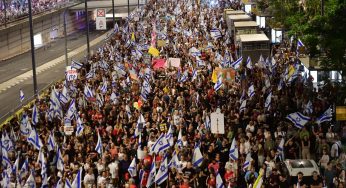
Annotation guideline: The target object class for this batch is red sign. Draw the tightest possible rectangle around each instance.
[97,9,105,17]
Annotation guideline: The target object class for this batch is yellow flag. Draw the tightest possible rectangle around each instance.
[253,172,263,188]
[131,32,135,41]
[148,46,160,57]
[211,69,218,83]
[288,64,295,78]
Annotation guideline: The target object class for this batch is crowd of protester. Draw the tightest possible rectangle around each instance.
[0,0,69,25]
[0,0,345,187]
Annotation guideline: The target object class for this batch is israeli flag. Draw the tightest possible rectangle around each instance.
[59,85,70,105]
[125,105,132,119]
[24,171,36,188]
[246,56,252,69]
[56,147,64,171]
[114,23,119,33]
[277,138,285,159]
[96,93,104,108]
[71,60,83,69]
[210,28,222,39]
[286,112,311,129]
[239,100,247,113]
[304,101,313,114]
[95,132,103,156]
[191,69,198,81]
[214,74,223,91]
[146,156,156,188]
[231,56,243,70]
[297,39,305,48]
[20,89,25,102]
[66,99,77,120]
[247,85,255,98]
[76,116,84,136]
[179,71,188,83]
[165,124,174,146]
[71,167,82,188]
[47,132,56,152]
[316,106,333,124]
[27,128,42,150]
[100,81,108,94]
[216,173,225,188]
[242,158,251,171]
[128,158,137,177]
[1,131,10,150]
[265,92,272,109]
[19,158,29,181]
[83,85,93,99]
[1,147,11,168]
[168,151,181,170]
[176,128,183,148]
[135,114,145,137]
[155,154,169,185]
[192,145,203,167]
[65,179,72,188]
[229,138,238,160]
[31,104,39,125]
[151,133,170,154]
[12,156,19,174]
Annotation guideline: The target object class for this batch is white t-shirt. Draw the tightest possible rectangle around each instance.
[108,161,119,179]
[84,173,95,187]
[331,141,341,158]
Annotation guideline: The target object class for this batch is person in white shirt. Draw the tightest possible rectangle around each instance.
[84,168,96,188]
[108,160,119,181]
[97,171,108,187]
[331,137,342,160]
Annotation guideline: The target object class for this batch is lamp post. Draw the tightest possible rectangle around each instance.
[64,9,68,66]
[84,0,90,58]
[3,0,6,27]
[28,0,38,96]
[112,0,115,27]
[128,0,130,16]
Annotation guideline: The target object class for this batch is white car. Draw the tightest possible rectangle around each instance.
[279,159,320,184]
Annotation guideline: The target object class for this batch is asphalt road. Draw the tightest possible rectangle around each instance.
[0,30,107,122]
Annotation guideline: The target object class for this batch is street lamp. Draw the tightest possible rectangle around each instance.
[112,0,115,27]
[28,0,38,96]
[84,0,90,58]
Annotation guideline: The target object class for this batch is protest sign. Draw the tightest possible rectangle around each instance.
[211,108,225,134]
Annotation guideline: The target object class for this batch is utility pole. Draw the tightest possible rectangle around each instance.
[128,0,130,16]
[3,0,6,27]
[64,9,68,66]
[84,0,90,58]
[28,0,38,96]
[112,0,115,27]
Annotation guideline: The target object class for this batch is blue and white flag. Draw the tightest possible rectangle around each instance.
[246,56,252,69]
[59,85,70,105]
[125,104,132,119]
[83,85,93,98]
[165,124,174,146]
[191,69,198,81]
[20,89,25,102]
[76,116,84,136]
[286,112,311,129]
[239,100,247,113]
[316,106,333,124]
[176,128,183,148]
[12,156,19,174]
[56,147,64,171]
[24,171,36,188]
[192,145,203,167]
[265,92,272,109]
[216,173,225,188]
[95,131,103,156]
[65,179,72,188]
[27,128,42,150]
[229,138,238,160]
[247,85,255,98]
[179,70,188,83]
[210,28,222,39]
[128,158,137,177]
[71,167,83,188]
[31,104,39,125]
[297,38,305,55]
[66,99,77,120]
[146,156,156,188]
[100,81,108,94]
[277,138,285,160]
[1,131,10,150]
[168,151,181,170]
[231,56,243,70]
[242,155,251,171]
[214,74,223,91]
[71,60,83,69]
[19,158,29,182]
[151,133,170,154]
[1,147,11,168]
[96,93,104,108]
[304,101,313,114]
[114,23,119,33]
[155,154,168,185]
[47,132,56,151]
[135,114,145,137]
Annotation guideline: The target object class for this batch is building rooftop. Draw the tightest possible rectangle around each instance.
[239,34,270,42]
[234,21,258,28]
